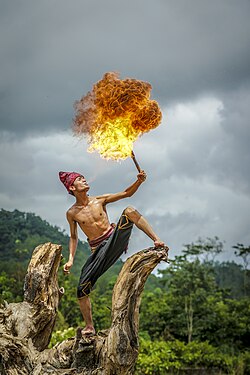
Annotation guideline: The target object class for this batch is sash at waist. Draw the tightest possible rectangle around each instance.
[88,226,114,248]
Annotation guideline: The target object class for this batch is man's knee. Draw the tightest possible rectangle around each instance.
[124,206,142,222]
[124,206,136,216]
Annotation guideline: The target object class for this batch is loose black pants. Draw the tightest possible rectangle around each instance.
[77,211,133,299]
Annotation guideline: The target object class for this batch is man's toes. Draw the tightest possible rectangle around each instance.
[81,328,96,336]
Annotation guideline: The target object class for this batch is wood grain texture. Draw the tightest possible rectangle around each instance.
[0,243,168,375]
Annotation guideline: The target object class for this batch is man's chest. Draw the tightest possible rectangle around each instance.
[73,201,106,224]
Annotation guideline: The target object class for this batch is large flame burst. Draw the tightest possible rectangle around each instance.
[73,72,162,160]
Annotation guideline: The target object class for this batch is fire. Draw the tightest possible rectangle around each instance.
[73,72,162,160]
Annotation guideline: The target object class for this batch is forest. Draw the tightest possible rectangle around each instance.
[0,208,250,374]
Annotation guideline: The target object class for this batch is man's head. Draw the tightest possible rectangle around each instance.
[59,171,89,196]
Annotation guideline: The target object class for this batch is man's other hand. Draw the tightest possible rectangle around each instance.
[63,260,73,274]
[137,170,147,183]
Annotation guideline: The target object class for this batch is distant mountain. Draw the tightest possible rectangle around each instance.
[0,209,128,278]
[0,209,90,273]
[0,209,246,304]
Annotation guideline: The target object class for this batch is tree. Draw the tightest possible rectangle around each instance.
[0,243,168,374]
[233,243,250,296]
[141,243,250,352]
[158,252,219,343]
[213,261,246,299]
[183,236,224,263]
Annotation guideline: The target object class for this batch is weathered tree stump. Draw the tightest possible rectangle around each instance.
[0,242,168,375]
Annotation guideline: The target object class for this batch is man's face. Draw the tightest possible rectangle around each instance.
[71,176,89,194]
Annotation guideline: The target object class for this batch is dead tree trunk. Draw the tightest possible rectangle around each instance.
[0,242,168,375]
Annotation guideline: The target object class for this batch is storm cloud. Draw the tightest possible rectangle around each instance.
[0,0,250,260]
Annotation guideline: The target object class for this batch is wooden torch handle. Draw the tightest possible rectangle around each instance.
[131,151,141,172]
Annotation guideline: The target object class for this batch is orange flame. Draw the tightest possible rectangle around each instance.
[73,72,162,160]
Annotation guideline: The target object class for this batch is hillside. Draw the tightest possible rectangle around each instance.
[1,209,250,374]
[0,209,247,298]
[0,208,132,300]
[0,208,89,272]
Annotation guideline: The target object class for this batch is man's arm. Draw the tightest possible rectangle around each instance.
[64,211,78,274]
[99,170,147,205]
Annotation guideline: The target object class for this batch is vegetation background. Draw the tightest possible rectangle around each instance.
[1,209,249,374]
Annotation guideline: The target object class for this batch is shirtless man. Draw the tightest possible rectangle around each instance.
[59,170,166,335]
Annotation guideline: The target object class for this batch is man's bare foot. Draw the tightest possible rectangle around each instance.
[154,238,165,248]
[81,325,96,336]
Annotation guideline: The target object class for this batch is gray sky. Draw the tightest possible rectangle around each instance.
[1,0,250,262]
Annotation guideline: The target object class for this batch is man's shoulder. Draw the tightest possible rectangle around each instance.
[66,205,77,217]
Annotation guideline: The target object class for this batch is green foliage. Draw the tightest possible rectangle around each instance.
[156,255,221,343]
[1,209,250,373]
[183,236,224,262]
[240,351,250,375]
[49,327,76,348]
[135,338,245,375]
[144,274,162,292]
[139,288,171,340]
[0,209,67,261]
[140,245,250,351]
[214,261,246,299]
[0,208,91,305]
[57,275,83,327]
[233,244,250,269]
[233,243,250,297]
[197,297,250,350]
[0,272,17,304]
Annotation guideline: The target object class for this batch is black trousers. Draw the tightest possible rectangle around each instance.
[77,211,133,299]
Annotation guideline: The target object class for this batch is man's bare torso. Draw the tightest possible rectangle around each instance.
[67,196,111,241]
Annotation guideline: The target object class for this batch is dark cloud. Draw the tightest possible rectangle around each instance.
[1,0,250,134]
[0,0,250,259]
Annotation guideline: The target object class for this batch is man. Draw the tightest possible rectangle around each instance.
[59,170,166,335]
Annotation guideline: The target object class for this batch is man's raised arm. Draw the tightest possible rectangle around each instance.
[100,170,147,204]
[64,211,78,274]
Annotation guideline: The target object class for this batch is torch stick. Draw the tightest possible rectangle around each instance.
[131,151,142,172]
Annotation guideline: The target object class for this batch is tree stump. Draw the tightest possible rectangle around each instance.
[0,242,168,375]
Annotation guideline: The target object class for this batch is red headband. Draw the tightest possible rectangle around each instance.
[59,171,83,195]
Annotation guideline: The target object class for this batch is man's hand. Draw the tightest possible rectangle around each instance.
[137,170,147,183]
[63,260,73,275]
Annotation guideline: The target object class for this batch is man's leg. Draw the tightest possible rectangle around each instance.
[78,296,95,334]
[124,206,165,247]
